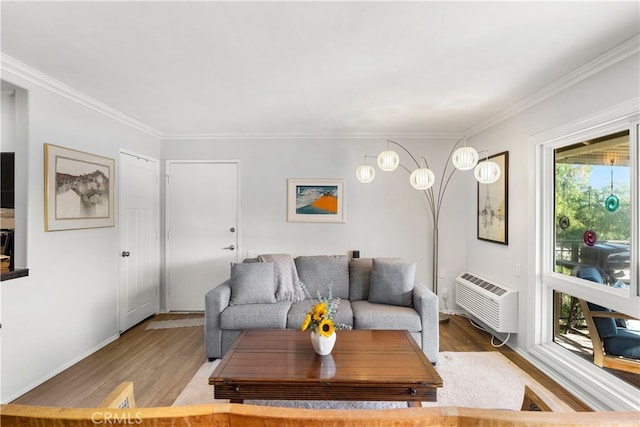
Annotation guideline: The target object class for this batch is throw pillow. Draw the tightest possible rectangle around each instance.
[349,258,373,301]
[229,262,277,305]
[368,258,415,307]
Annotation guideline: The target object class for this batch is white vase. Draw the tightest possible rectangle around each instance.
[310,330,336,356]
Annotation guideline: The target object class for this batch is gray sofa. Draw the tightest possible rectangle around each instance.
[204,255,439,363]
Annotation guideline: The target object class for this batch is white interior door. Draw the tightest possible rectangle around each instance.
[166,161,239,311]
[119,152,160,332]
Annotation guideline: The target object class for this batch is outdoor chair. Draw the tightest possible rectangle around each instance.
[579,298,640,374]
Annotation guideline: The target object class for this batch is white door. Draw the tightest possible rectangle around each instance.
[166,161,239,311]
[119,152,160,332]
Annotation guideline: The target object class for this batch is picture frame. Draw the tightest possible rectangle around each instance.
[287,179,346,223]
[477,151,508,244]
[44,143,115,231]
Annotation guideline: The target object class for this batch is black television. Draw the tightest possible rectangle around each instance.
[1,152,15,209]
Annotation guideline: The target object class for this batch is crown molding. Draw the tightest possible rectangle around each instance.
[466,34,640,137]
[0,53,162,139]
[159,132,463,141]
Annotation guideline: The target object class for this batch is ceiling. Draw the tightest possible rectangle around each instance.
[1,1,639,139]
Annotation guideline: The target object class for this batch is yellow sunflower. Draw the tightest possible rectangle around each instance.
[301,313,312,331]
[318,318,335,338]
[312,302,327,322]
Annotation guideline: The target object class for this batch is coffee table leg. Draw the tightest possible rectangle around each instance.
[407,401,422,408]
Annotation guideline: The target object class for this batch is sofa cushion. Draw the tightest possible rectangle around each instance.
[220,302,291,329]
[349,258,373,301]
[295,255,349,300]
[351,300,421,331]
[229,262,277,305]
[368,258,415,307]
[287,299,354,329]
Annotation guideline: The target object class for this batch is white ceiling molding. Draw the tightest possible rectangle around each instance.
[159,132,464,142]
[0,53,163,139]
[465,34,640,137]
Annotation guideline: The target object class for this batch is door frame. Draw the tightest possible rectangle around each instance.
[118,149,161,331]
[163,159,241,311]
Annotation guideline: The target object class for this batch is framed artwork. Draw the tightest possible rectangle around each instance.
[477,151,508,244]
[44,143,115,231]
[287,179,346,223]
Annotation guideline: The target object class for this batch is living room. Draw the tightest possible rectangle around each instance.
[1,1,638,415]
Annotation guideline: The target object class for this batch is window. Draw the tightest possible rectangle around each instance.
[531,109,639,411]
[554,130,631,293]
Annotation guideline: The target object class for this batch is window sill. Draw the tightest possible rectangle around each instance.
[1,268,29,281]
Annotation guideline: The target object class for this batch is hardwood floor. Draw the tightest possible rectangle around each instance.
[11,313,592,410]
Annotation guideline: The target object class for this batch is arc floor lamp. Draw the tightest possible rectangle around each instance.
[355,138,500,322]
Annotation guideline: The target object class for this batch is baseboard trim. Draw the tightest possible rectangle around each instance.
[3,334,119,404]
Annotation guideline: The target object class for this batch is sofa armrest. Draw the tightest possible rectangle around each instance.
[412,281,439,363]
[204,280,232,360]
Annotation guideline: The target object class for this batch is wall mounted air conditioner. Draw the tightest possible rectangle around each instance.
[455,272,518,333]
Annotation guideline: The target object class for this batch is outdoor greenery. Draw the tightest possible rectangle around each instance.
[555,163,631,244]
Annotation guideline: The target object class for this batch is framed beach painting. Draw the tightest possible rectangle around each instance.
[44,143,115,231]
[477,151,508,245]
[287,179,346,223]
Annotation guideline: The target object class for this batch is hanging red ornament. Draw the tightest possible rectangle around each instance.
[583,229,597,246]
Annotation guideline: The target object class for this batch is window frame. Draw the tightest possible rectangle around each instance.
[529,101,639,411]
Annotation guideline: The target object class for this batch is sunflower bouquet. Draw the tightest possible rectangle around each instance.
[299,281,352,338]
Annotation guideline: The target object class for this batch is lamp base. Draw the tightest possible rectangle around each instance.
[439,312,450,324]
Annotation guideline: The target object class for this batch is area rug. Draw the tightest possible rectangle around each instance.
[172,351,572,411]
[145,318,204,330]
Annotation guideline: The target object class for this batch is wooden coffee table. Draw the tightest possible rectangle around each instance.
[209,329,442,406]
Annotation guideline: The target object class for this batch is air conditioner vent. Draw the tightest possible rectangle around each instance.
[455,272,518,334]
[460,272,508,296]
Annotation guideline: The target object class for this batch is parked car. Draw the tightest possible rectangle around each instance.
[579,243,630,288]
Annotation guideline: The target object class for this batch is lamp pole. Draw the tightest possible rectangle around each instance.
[385,138,469,323]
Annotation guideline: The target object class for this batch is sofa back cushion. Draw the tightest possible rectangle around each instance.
[229,262,277,305]
[349,258,373,301]
[295,255,349,299]
[368,258,415,307]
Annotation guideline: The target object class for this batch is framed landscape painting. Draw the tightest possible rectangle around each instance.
[287,179,346,223]
[44,143,115,231]
[477,151,508,245]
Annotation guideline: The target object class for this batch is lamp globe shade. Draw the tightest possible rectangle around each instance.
[355,164,376,183]
[452,146,479,170]
[474,160,501,184]
[377,150,400,171]
[410,168,435,190]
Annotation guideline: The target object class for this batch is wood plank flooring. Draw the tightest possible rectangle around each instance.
[11,313,592,410]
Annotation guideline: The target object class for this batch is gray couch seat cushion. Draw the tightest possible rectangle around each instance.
[351,300,421,332]
[287,299,353,329]
[220,302,291,330]
[229,262,277,305]
[295,255,349,300]
[368,258,415,307]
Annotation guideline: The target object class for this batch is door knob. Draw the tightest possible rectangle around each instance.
[222,245,235,251]
[229,227,236,233]
[121,251,131,257]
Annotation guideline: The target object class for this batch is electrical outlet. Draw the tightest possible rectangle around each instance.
[442,288,448,300]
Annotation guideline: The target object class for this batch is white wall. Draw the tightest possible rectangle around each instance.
[161,137,469,297]
[0,71,160,403]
